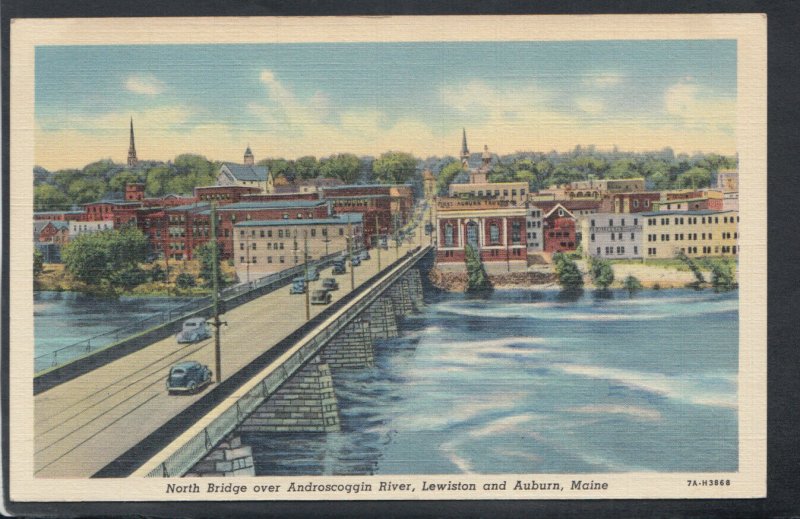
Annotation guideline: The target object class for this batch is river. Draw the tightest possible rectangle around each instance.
[34,291,200,372]
[243,287,738,475]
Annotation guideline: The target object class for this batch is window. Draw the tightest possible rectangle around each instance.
[251,243,257,250]
[252,256,257,264]
[609,219,614,227]
[297,213,303,219]
[311,229,316,237]
[591,219,595,227]
[279,256,285,263]
[280,242,284,250]
[511,221,522,243]
[633,218,638,226]
[597,247,601,255]
[260,230,265,238]
[490,223,500,244]
[445,224,454,247]
[590,233,595,242]
[240,243,245,250]
[339,228,344,236]
[283,213,289,220]
[268,230,273,238]
[239,256,245,263]
[633,200,639,208]
[268,256,273,263]
[240,230,245,237]
[634,246,638,255]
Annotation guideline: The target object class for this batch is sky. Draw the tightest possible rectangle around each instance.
[34,40,737,170]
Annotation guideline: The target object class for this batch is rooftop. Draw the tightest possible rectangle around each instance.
[234,213,364,227]
[221,163,269,182]
[642,210,737,217]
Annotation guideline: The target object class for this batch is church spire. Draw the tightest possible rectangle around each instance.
[460,128,470,170]
[127,118,138,167]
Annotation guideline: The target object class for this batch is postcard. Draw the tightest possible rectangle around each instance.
[7,14,766,506]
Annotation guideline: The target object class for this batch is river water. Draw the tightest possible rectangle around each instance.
[34,291,199,371]
[244,288,738,475]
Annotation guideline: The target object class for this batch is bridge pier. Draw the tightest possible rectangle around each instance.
[185,435,255,477]
[321,318,374,369]
[239,356,341,433]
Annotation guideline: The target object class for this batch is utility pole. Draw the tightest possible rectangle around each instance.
[304,230,310,321]
[210,202,222,384]
[393,214,399,259]
[322,226,331,257]
[347,222,355,291]
[375,214,381,270]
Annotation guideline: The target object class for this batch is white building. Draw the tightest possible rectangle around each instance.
[525,204,543,252]
[581,213,643,260]
[69,220,113,237]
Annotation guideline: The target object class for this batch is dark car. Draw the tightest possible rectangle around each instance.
[310,289,332,305]
[332,261,346,275]
[321,278,339,291]
[289,277,307,294]
[358,249,371,261]
[350,256,361,267]
[167,360,213,395]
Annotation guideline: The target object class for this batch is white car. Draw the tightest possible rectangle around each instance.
[176,318,212,343]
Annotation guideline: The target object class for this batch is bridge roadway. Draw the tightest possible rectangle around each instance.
[34,233,426,478]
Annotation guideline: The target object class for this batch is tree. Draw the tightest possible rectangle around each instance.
[677,167,712,189]
[108,171,144,193]
[34,184,71,211]
[623,275,643,293]
[436,161,463,194]
[676,250,706,286]
[589,257,615,289]
[61,228,148,286]
[705,258,736,291]
[294,156,319,180]
[553,252,584,289]
[464,244,492,292]
[319,154,361,184]
[372,151,419,184]
[34,249,44,277]
[196,240,227,289]
[175,272,196,289]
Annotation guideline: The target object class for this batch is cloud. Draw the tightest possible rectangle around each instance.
[583,72,623,88]
[125,74,166,96]
[663,81,736,131]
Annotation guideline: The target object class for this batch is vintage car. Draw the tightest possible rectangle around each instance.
[176,317,212,343]
[166,360,213,395]
[331,260,346,275]
[357,249,371,261]
[350,255,361,267]
[289,277,307,294]
[305,266,320,281]
[310,289,332,305]
[321,278,339,291]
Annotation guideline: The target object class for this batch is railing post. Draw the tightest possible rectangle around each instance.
[161,462,169,478]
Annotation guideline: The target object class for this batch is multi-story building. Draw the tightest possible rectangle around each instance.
[715,169,739,192]
[422,170,436,200]
[581,213,643,259]
[217,147,273,193]
[232,213,363,279]
[566,178,646,198]
[607,192,661,213]
[642,210,739,259]
[435,197,528,273]
[653,190,724,212]
[541,204,578,253]
[525,205,544,252]
[69,220,113,237]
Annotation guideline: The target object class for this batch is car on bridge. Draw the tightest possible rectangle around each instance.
[321,278,339,291]
[289,277,307,294]
[305,266,320,281]
[167,360,213,395]
[331,260,346,275]
[310,289,333,305]
[350,255,361,267]
[176,318,212,343]
[357,249,371,261]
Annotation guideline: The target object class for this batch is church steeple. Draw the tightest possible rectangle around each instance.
[127,118,138,167]
[243,145,254,166]
[460,128,470,169]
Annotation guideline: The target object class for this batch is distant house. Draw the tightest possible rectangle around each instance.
[217,147,273,193]
[34,220,70,245]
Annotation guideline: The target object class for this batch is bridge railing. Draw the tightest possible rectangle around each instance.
[34,251,345,374]
[143,245,430,478]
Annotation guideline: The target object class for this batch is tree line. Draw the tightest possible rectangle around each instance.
[34,146,736,212]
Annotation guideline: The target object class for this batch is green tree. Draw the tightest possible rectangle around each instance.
[622,274,643,293]
[705,258,736,291]
[67,177,107,205]
[175,272,196,289]
[108,171,144,193]
[61,228,148,285]
[294,156,319,180]
[33,249,44,277]
[589,257,615,289]
[34,184,71,211]
[605,159,639,179]
[677,167,712,189]
[258,158,294,181]
[464,244,492,292]
[196,240,227,289]
[319,154,361,184]
[676,250,706,286]
[436,161,463,194]
[553,252,584,289]
[372,151,419,184]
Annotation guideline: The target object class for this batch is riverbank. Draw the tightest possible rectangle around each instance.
[428,260,736,292]
[34,261,237,298]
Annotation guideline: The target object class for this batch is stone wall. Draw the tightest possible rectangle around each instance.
[185,435,255,477]
[238,356,341,433]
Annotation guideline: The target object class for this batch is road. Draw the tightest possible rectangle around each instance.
[34,212,430,478]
